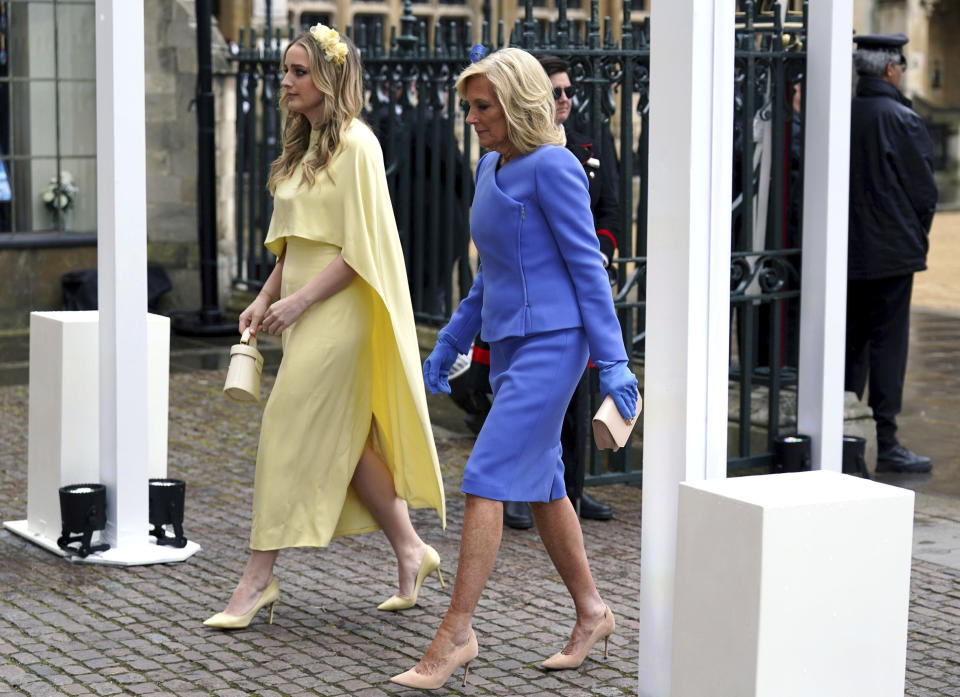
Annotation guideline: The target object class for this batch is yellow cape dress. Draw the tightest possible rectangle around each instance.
[250,119,445,550]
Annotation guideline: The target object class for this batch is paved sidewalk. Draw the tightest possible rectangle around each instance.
[0,369,643,697]
[0,310,959,696]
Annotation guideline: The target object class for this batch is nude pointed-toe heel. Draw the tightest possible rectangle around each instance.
[203,578,280,630]
[541,605,615,670]
[377,545,444,611]
[390,630,478,690]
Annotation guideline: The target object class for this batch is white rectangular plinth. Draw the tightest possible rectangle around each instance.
[672,470,914,697]
[25,311,169,544]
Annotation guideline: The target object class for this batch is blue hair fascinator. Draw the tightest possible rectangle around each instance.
[469,44,487,64]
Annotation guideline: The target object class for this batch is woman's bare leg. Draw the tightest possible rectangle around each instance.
[223,549,279,615]
[529,496,608,651]
[226,439,426,613]
[409,494,502,675]
[351,443,428,597]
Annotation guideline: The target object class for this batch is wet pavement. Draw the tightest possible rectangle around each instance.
[881,309,960,499]
[0,304,959,695]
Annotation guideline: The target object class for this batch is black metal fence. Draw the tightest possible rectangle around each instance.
[227,0,806,483]
[728,5,806,472]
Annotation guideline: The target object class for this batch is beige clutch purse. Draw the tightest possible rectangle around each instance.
[223,328,264,403]
[592,394,642,451]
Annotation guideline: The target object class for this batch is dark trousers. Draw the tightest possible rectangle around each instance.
[844,274,914,449]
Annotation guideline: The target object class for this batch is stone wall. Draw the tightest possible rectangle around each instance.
[0,246,99,331]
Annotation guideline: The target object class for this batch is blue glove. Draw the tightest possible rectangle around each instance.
[423,331,461,395]
[595,359,639,420]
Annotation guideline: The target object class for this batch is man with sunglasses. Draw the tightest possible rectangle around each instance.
[846,33,938,474]
[541,56,620,271]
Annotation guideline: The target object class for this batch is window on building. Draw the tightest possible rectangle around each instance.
[438,17,469,49]
[415,14,432,40]
[299,12,333,31]
[1,0,96,240]
[351,12,387,46]
[505,0,590,43]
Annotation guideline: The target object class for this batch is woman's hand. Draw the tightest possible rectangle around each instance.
[260,292,310,335]
[595,359,639,420]
[423,332,461,394]
[238,292,273,336]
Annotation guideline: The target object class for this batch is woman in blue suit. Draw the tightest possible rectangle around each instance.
[391,48,638,690]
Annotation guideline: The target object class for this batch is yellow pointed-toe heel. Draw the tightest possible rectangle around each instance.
[377,545,444,611]
[203,578,280,630]
[541,605,615,670]
[390,630,478,690]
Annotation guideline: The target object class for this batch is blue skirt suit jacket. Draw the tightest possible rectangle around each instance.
[442,144,628,502]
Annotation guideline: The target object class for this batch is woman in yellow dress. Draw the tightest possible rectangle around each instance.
[203,25,446,629]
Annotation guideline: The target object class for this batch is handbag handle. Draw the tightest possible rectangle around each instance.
[240,327,257,348]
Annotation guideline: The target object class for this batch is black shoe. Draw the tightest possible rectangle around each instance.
[503,501,533,529]
[576,491,613,521]
[875,444,932,474]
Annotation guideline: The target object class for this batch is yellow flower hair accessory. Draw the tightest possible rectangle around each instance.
[309,23,348,67]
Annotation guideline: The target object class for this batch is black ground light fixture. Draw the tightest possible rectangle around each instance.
[148,479,188,548]
[842,435,870,479]
[771,434,812,474]
[57,484,110,558]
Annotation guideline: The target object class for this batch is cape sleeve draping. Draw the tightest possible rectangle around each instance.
[340,123,445,521]
[267,120,445,524]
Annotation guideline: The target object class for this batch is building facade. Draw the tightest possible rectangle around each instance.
[0,0,956,330]
[857,0,960,201]
[217,0,650,48]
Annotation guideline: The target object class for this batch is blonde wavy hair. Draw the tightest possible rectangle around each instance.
[455,47,563,154]
[268,28,364,192]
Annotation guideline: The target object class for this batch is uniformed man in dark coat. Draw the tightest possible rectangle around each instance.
[846,33,938,473]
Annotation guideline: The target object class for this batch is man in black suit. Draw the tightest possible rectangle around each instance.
[499,55,622,529]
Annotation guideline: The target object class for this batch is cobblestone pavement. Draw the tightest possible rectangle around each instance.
[0,371,642,697]
[2,317,960,695]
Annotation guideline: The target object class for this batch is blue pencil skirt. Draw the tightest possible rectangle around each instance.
[461,327,588,502]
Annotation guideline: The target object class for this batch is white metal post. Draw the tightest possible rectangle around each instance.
[638,0,734,694]
[95,0,150,554]
[796,0,852,471]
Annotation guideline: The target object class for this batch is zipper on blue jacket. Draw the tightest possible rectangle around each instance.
[518,205,530,313]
